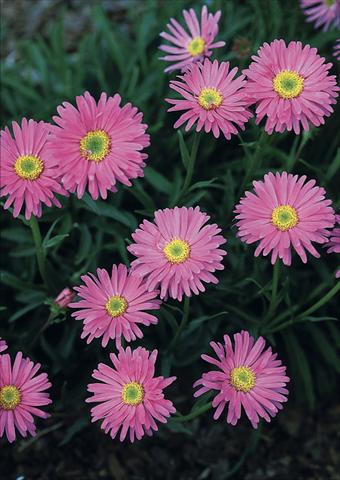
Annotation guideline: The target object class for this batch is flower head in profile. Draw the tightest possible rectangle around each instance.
[300,0,340,31]
[166,59,252,140]
[47,91,150,200]
[0,118,66,220]
[326,214,340,278]
[159,5,225,73]
[334,39,340,60]
[194,331,290,428]
[127,206,226,301]
[0,352,52,443]
[70,264,161,348]
[0,338,7,353]
[235,172,335,266]
[243,39,339,134]
[86,347,176,442]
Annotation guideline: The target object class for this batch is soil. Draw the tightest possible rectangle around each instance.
[1,401,339,480]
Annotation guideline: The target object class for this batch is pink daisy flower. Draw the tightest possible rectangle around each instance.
[86,347,176,442]
[326,214,340,278]
[334,39,340,60]
[243,39,339,134]
[194,330,290,428]
[69,264,161,348]
[300,0,340,31]
[0,351,52,443]
[0,338,7,353]
[0,118,66,220]
[127,206,227,301]
[47,91,150,200]
[234,171,335,266]
[166,59,252,140]
[159,5,225,73]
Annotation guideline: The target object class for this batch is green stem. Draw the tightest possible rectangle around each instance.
[169,296,190,350]
[296,282,340,319]
[237,130,266,200]
[29,216,48,286]
[177,132,201,203]
[265,261,280,322]
[266,282,340,334]
[172,401,212,422]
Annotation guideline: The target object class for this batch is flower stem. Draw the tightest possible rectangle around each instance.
[172,401,212,422]
[169,296,190,350]
[29,216,47,286]
[296,281,340,319]
[266,282,340,334]
[265,261,280,322]
[177,132,201,203]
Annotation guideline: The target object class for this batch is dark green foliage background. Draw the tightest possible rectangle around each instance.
[0,0,339,458]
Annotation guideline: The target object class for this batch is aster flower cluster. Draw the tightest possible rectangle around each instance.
[1,2,339,448]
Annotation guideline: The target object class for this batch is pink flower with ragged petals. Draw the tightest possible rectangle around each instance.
[47,91,150,200]
[0,352,52,443]
[166,59,252,140]
[234,171,335,266]
[69,264,161,348]
[243,39,339,134]
[159,5,225,73]
[127,206,227,301]
[0,118,67,220]
[300,0,340,31]
[194,331,290,428]
[86,347,176,442]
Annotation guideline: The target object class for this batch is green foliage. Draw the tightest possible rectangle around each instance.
[0,0,339,450]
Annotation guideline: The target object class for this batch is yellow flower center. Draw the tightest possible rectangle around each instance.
[80,129,110,162]
[272,205,298,231]
[105,295,128,317]
[0,385,21,410]
[187,36,205,56]
[14,155,44,180]
[273,70,304,99]
[121,382,144,406]
[163,239,190,264]
[230,366,256,393]
[198,88,223,110]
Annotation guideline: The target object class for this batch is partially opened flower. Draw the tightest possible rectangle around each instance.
[334,39,340,60]
[47,91,150,200]
[194,330,290,428]
[159,5,225,73]
[243,39,339,134]
[0,351,52,443]
[54,287,75,309]
[86,347,176,442]
[128,206,226,301]
[70,264,161,348]
[234,171,335,266]
[326,214,340,278]
[166,59,252,139]
[0,118,66,220]
[0,338,7,353]
[300,0,340,31]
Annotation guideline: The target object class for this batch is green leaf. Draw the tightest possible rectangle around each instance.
[285,331,315,408]
[144,167,172,194]
[44,234,69,249]
[177,130,191,169]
